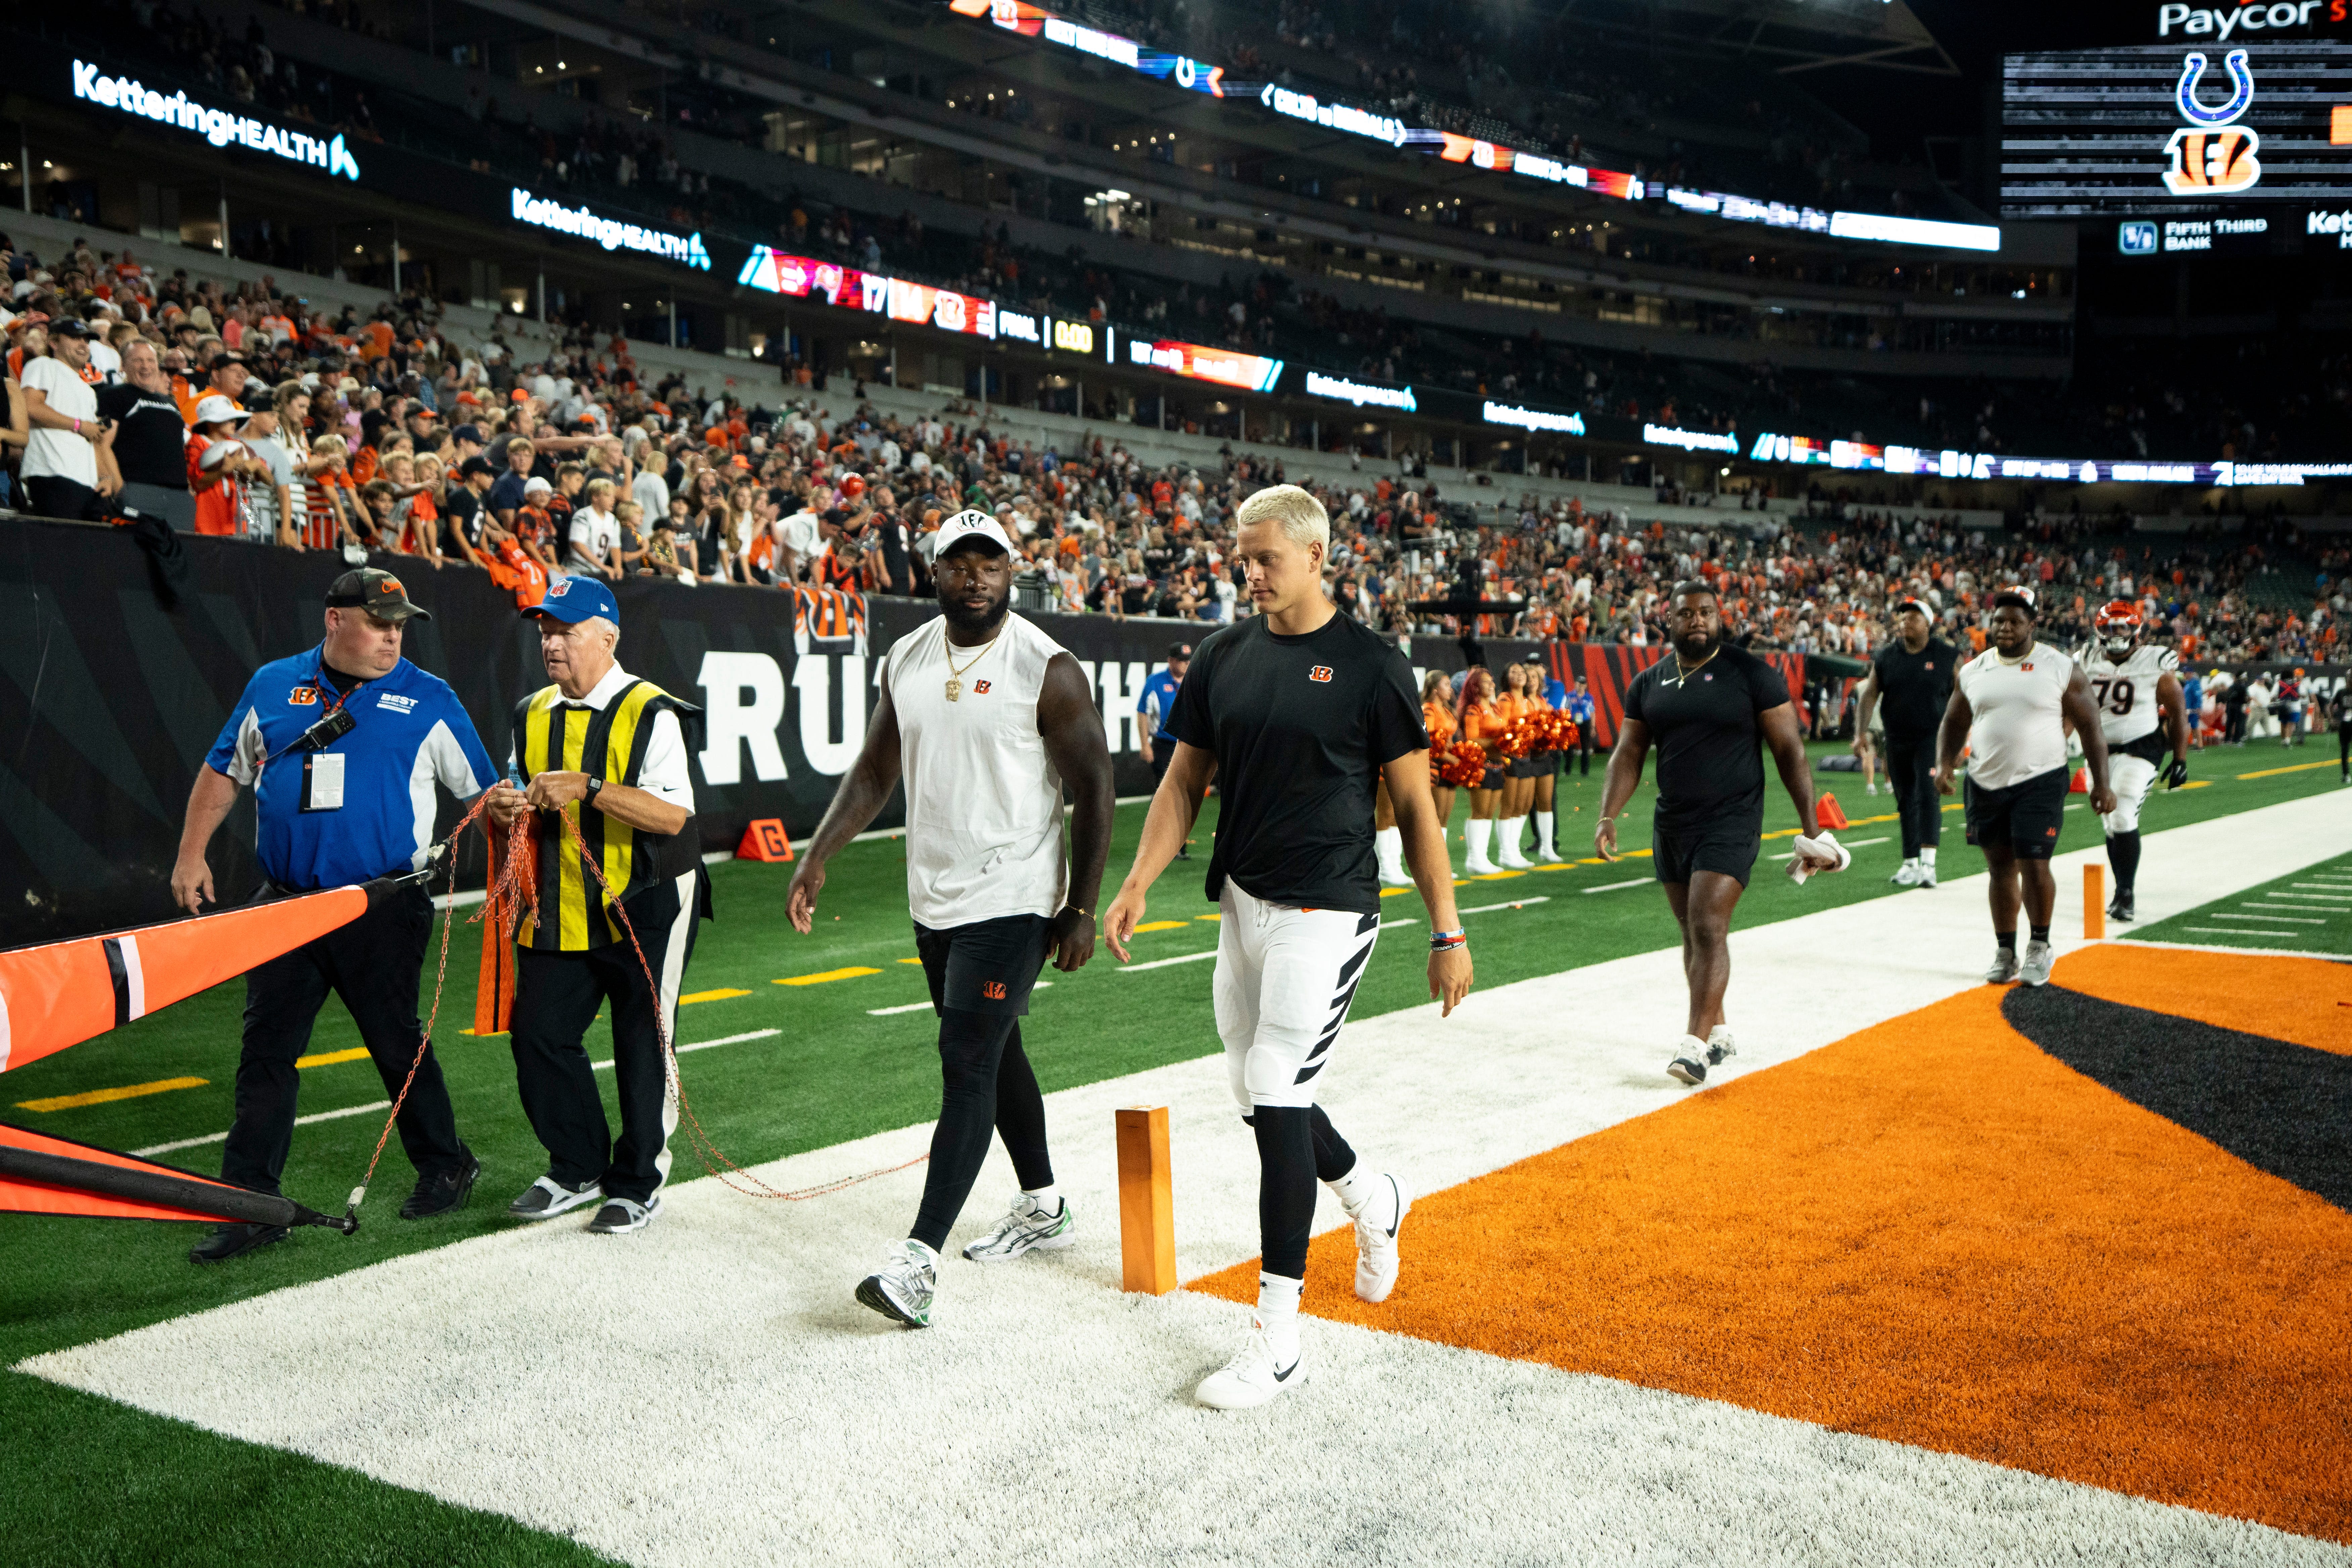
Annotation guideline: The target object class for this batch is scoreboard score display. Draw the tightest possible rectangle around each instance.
[2002,42,2352,227]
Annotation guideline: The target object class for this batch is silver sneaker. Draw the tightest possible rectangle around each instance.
[2020,939,2056,987]
[1705,1026,1735,1066]
[962,1192,1076,1263]
[1194,1314,1306,1410]
[856,1238,938,1328]
[1890,861,1921,887]
[506,1175,603,1221]
[1985,946,2022,984]
[1916,862,1938,889]
[586,1194,661,1234]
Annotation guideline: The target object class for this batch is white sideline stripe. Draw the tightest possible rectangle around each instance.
[1771,836,1888,861]
[2218,914,2327,926]
[2137,935,2352,960]
[1460,895,1551,915]
[592,1028,781,1069]
[1583,878,1651,894]
[133,1099,391,1158]
[1119,949,1218,972]
[39,796,2352,1568]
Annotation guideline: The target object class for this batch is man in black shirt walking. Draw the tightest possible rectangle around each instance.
[1598,582,1836,1086]
[1854,598,1957,889]
[1105,484,1472,1411]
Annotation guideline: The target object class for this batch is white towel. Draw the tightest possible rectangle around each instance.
[1786,831,1851,886]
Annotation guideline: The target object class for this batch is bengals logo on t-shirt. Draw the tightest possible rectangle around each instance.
[972,680,992,695]
[1308,666,1333,683]
[289,685,319,706]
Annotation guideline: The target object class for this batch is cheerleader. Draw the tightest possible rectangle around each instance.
[1374,669,1462,884]
[1521,665,1565,862]
[1458,665,1512,875]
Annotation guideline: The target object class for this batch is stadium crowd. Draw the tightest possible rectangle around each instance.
[0,230,2340,677]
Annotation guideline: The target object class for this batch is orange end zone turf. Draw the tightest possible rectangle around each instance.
[1193,952,2352,1543]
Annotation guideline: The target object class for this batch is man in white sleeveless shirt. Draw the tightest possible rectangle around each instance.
[1934,588,2115,988]
[788,511,1115,1327]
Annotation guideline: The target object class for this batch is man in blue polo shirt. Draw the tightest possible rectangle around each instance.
[171,568,498,1263]
[1135,641,1191,859]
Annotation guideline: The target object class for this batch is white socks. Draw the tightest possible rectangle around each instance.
[1498,816,1531,866]
[1464,817,1495,867]
[1023,1185,1061,1215]
[1374,825,1405,879]
[1534,810,1557,858]
[1325,1163,1378,1214]
[1920,845,1937,868]
[1257,1272,1304,1355]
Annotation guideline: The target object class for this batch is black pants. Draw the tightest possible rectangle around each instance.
[2339,724,2350,776]
[25,474,107,522]
[910,914,1055,1250]
[1149,745,1172,795]
[1572,726,1595,776]
[1883,731,1942,858]
[222,881,465,1195]
[509,873,698,1204]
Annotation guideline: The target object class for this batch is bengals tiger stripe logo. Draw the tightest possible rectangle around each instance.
[2163,126,2261,197]
[1308,666,1334,683]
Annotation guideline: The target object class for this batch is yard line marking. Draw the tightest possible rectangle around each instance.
[1771,836,1889,861]
[2240,901,2344,911]
[2236,759,2339,780]
[1584,878,1652,894]
[774,967,882,987]
[2252,895,2352,905]
[1130,920,1192,933]
[2127,935,2352,960]
[871,984,1055,1017]
[133,1098,391,1158]
[1379,918,1420,931]
[1461,896,1552,915]
[2214,914,2326,925]
[680,988,752,1004]
[17,1076,207,1114]
[595,1030,783,1070]
[898,958,925,965]
[1120,950,1220,973]
[295,1048,372,1070]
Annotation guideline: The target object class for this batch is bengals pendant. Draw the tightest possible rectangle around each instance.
[945,678,962,702]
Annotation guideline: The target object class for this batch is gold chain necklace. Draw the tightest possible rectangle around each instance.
[1667,647,1720,687]
[943,630,1002,702]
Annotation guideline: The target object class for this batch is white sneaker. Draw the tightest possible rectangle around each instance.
[506,1175,603,1221]
[1705,1025,1735,1067]
[1867,782,1880,795]
[1890,861,1921,887]
[1667,1033,1712,1085]
[1916,862,1938,889]
[1194,1314,1306,1410]
[856,1238,939,1328]
[2020,939,2056,987]
[1497,842,1534,870]
[1985,946,2022,984]
[1346,1173,1409,1304]
[961,1192,1076,1262]
[1463,852,1502,876]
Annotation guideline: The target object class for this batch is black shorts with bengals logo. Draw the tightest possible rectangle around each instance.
[1963,765,2070,860]
[914,912,1052,1018]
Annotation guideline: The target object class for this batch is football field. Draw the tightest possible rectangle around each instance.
[3,747,2346,1566]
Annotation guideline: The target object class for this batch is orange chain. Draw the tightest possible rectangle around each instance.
[348,792,925,1220]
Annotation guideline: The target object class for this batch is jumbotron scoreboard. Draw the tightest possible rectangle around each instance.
[2002,40,2352,248]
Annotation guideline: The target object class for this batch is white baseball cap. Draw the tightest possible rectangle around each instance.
[934,508,1015,558]
[191,394,240,426]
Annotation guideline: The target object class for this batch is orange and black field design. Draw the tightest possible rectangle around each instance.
[1199,946,2352,1543]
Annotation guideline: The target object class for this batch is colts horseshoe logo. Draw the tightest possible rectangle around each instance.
[2165,49,2261,197]
[2175,49,2254,127]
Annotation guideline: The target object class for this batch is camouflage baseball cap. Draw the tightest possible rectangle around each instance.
[325,567,432,622]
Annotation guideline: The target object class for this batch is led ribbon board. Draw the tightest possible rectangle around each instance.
[511,189,709,268]
[735,247,997,337]
[1125,339,1284,392]
[71,60,360,181]
[1644,423,1742,454]
[1483,401,1586,435]
[1305,372,1416,411]
[2002,41,2352,216]
[950,0,1225,95]
[1745,429,2352,486]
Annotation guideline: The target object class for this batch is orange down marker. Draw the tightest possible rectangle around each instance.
[735,819,795,862]
[1116,1105,1176,1295]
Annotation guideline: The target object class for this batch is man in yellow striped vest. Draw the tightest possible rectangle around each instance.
[484,576,707,1235]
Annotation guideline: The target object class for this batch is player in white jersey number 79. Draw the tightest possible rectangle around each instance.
[2078,601,2191,924]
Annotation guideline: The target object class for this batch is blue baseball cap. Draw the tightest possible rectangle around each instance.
[524,574,620,625]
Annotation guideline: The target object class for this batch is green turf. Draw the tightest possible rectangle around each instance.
[0,743,2336,1565]
[2127,846,2352,958]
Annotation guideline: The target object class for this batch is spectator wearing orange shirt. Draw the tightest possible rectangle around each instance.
[185,395,260,538]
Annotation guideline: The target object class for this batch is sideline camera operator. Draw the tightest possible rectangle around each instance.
[172,569,499,1263]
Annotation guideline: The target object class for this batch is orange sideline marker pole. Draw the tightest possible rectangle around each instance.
[1116,1105,1175,1295]
[2085,864,2105,940]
